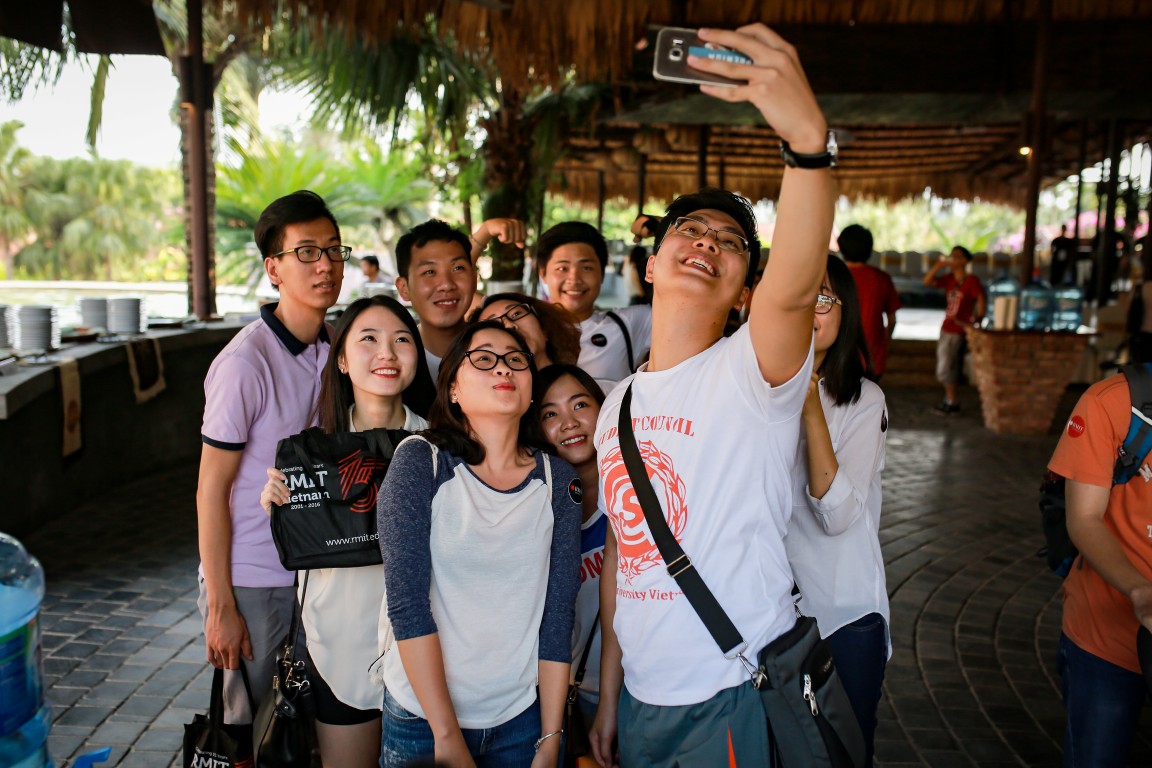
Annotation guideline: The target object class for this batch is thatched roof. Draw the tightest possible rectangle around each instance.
[219,0,1152,205]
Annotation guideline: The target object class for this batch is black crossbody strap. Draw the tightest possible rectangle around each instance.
[617,384,745,655]
[606,311,636,372]
[572,610,600,689]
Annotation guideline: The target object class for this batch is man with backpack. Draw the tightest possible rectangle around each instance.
[1048,363,1152,766]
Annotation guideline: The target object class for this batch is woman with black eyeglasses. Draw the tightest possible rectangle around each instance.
[785,254,890,768]
[470,292,582,370]
[375,319,581,767]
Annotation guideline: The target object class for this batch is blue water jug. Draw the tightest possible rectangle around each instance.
[0,533,52,768]
[1051,282,1085,332]
[985,270,1021,325]
[1019,272,1054,331]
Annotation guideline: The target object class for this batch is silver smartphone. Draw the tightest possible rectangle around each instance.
[652,27,752,87]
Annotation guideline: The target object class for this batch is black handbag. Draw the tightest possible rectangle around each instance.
[563,610,598,767]
[253,572,316,768]
[617,384,864,768]
[183,666,255,768]
[270,427,409,569]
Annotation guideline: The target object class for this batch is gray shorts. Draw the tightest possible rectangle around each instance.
[935,332,965,385]
[197,577,297,725]
[617,681,770,767]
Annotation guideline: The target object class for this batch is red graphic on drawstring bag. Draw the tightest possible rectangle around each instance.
[338,451,389,513]
[600,441,688,584]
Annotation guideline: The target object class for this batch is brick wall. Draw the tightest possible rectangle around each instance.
[965,328,1091,434]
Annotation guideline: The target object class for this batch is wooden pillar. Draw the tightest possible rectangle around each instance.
[596,171,606,234]
[1020,0,1051,284]
[636,153,648,217]
[1073,121,1086,241]
[1097,120,1123,304]
[696,125,709,190]
[186,0,212,320]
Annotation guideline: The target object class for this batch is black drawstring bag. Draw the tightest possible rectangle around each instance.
[270,427,409,569]
[183,666,255,768]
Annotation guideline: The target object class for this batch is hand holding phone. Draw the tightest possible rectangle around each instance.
[652,27,753,87]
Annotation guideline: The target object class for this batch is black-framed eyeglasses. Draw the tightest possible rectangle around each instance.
[464,349,533,371]
[487,302,536,326]
[671,216,749,254]
[815,294,843,314]
[271,245,353,263]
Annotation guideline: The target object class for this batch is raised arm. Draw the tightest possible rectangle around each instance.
[690,25,834,384]
[470,218,527,262]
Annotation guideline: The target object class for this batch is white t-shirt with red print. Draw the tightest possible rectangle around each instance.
[594,324,813,706]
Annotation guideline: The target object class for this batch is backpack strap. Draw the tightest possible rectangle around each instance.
[605,310,636,373]
[1114,363,1152,484]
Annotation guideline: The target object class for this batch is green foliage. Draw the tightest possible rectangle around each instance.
[834,194,1025,253]
[2,124,182,282]
[214,132,435,287]
[0,38,67,102]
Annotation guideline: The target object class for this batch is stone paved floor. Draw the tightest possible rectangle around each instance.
[18,384,1152,767]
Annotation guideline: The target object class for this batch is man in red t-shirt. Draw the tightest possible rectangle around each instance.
[838,224,900,378]
[1048,373,1152,766]
[923,246,985,414]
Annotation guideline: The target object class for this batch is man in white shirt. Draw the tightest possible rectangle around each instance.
[589,23,836,766]
[537,221,652,393]
[395,218,525,379]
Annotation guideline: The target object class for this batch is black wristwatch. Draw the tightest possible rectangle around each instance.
[780,131,838,169]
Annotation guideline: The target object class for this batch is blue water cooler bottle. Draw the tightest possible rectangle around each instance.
[1050,279,1085,331]
[0,533,52,768]
[1018,271,1054,331]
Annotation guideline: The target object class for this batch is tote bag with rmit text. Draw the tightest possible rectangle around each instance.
[270,427,409,570]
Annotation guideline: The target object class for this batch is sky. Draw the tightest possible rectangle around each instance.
[1,54,295,167]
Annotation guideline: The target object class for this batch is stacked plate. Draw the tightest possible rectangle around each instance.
[12,306,58,352]
[107,297,144,335]
[0,305,9,348]
[79,297,109,330]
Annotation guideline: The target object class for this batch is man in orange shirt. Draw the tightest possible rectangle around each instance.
[1048,372,1152,766]
[838,224,899,379]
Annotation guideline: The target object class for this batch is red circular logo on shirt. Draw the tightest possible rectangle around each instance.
[1067,415,1085,438]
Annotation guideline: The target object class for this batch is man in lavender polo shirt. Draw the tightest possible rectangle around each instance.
[196,190,345,722]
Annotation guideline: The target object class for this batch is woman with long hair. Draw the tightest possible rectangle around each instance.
[471,292,581,369]
[376,320,581,767]
[534,364,608,738]
[786,254,889,768]
[259,295,435,767]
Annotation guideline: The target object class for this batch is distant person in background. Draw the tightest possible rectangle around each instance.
[627,245,654,305]
[1049,225,1076,287]
[360,255,381,284]
[923,246,985,415]
[838,224,899,380]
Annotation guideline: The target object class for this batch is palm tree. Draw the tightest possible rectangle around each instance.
[0,121,34,279]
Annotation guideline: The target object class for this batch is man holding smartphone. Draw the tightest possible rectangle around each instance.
[590,23,838,767]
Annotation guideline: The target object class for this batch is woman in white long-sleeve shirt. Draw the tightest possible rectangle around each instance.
[786,253,890,768]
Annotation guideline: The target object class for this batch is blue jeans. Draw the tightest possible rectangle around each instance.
[824,613,888,768]
[1057,634,1148,767]
[379,687,540,768]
